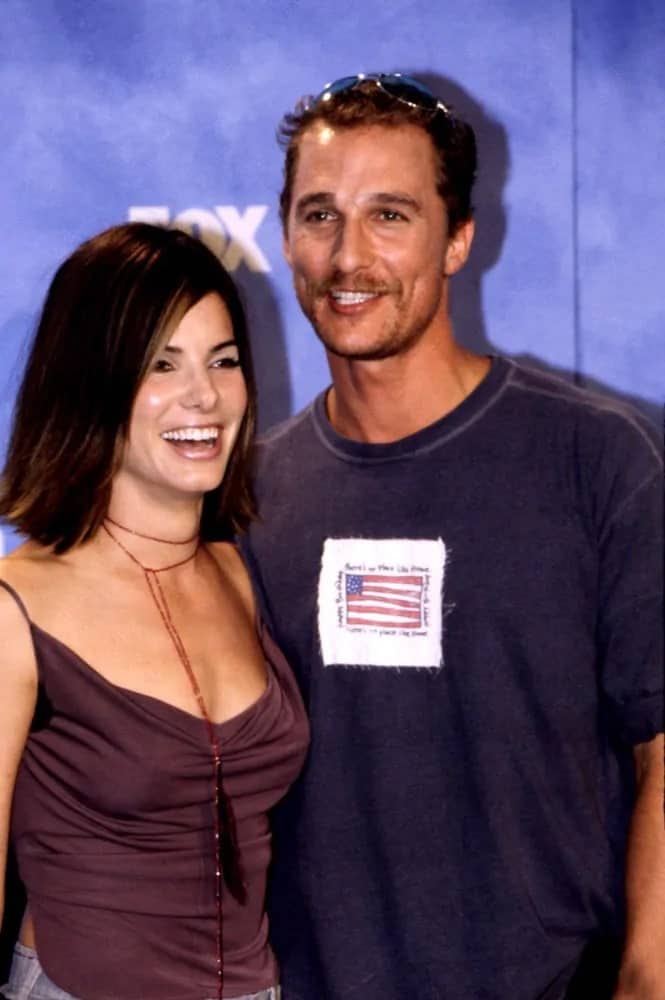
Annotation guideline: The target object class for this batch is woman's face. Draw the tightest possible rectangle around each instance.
[115,292,248,507]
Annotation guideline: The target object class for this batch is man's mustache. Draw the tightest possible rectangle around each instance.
[309,275,401,296]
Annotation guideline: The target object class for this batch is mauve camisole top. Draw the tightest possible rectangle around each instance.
[2,579,310,1000]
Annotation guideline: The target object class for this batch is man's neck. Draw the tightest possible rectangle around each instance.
[326,342,491,444]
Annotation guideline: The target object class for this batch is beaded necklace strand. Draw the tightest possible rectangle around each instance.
[103,519,243,1000]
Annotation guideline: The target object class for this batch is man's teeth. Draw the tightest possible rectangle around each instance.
[330,290,379,305]
[161,427,219,443]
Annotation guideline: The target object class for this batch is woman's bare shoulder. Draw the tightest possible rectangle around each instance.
[0,545,46,685]
[0,540,62,599]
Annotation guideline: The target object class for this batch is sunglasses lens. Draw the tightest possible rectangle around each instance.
[321,76,364,99]
[378,75,438,110]
[313,73,445,115]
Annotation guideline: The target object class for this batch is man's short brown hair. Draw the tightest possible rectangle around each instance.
[278,77,477,235]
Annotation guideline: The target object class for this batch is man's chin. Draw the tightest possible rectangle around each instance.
[318,334,404,363]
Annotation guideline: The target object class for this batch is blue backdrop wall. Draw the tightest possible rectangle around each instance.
[1,0,663,559]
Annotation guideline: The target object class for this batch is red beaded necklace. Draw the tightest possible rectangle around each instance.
[103,518,244,1000]
[105,515,199,545]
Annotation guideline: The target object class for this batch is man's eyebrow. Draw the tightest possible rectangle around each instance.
[369,192,422,212]
[163,339,237,355]
[294,192,336,213]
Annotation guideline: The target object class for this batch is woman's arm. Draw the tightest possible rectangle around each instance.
[0,584,38,929]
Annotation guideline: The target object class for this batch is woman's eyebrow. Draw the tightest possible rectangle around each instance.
[163,339,237,355]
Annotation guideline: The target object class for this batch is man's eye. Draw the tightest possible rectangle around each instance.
[379,210,406,222]
[305,209,335,223]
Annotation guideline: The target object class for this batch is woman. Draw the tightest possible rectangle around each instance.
[0,223,309,1000]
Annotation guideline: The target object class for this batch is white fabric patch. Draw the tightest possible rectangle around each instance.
[317,537,446,669]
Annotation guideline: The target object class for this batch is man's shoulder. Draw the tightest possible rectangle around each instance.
[256,399,318,453]
[505,358,662,464]
[252,396,326,498]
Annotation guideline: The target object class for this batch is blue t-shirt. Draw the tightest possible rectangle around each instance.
[245,357,664,1000]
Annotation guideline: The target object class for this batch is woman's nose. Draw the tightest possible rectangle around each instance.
[182,368,218,410]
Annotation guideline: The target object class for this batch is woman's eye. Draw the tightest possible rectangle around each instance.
[212,356,241,369]
[152,358,174,373]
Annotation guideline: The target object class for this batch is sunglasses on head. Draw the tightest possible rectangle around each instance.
[308,73,451,116]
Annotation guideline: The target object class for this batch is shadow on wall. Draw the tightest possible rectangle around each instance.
[235,268,292,433]
[416,70,663,432]
[418,71,510,359]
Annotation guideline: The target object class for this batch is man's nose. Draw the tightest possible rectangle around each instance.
[331,217,373,274]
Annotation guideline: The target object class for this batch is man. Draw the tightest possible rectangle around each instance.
[244,74,664,999]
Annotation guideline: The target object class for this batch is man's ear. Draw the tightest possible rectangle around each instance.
[444,218,475,276]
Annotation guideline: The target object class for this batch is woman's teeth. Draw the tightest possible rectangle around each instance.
[161,427,219,443]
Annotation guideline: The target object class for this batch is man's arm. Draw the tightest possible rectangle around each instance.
[614,733,665,999]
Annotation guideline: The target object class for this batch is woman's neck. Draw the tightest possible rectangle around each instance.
[105,491,203,545]
[102,495,203,571]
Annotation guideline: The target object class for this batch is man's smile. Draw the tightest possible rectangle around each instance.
[328,290,382,305]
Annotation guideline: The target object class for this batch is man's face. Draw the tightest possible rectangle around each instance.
[283,123,472,362]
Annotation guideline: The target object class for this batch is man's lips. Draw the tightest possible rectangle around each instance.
[316,283,396,314]
[329,290,382,306]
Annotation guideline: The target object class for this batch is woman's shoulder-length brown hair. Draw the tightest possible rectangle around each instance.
[0,222,257,553]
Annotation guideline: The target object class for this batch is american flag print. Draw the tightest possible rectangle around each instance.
[344,572,424,629]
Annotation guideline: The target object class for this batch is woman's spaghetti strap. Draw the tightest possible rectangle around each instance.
[0,578,32,624]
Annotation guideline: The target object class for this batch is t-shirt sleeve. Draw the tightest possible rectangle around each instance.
[595,421,664,744]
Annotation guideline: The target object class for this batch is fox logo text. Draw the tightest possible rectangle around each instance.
[128,206,271,273]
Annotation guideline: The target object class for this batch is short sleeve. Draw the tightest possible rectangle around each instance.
[596,453,664,744]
